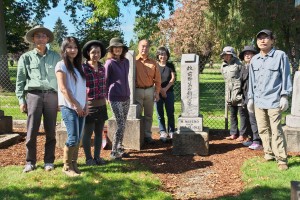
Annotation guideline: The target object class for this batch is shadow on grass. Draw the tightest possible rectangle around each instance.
[217,186,290,200]
[0,162,172,200]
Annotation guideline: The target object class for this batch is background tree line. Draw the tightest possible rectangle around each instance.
[0,0,299,91]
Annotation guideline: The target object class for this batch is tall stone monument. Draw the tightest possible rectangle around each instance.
[107,50,144,150]
[172,54,209,155]
[284,71,300,152]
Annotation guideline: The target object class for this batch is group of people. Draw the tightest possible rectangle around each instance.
[15,25,176,176]
[221,29,293,170]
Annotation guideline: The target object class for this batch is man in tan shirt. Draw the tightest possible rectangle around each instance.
[135,39,161,144]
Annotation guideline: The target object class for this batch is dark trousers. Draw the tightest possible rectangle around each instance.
[230,105,251,136]
[248,110,262,144]
[155,91,175,133]
[25,92,58,165]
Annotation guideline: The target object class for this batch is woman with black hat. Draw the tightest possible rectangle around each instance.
[104,38,130,160]
[239,46,262,150]
[82,40,108,165]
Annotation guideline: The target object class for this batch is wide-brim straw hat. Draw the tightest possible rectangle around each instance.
[106,37,128,52]
[239,46,258,60]
[82,40,106,60]
[25,25,54,43]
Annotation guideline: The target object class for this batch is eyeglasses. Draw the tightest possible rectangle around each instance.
[33,34,48,39]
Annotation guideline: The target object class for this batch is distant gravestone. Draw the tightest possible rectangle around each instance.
[0,110,13,134]
[284,71,300,152]
[107,50,144,150]
[291,181,300,200]
[172,54,209,156]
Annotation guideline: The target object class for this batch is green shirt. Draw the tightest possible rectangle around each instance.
[15,48,61,105]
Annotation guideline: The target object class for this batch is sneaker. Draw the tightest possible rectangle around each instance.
[94,158,106,165]
[160,131,168,143]
[23,164,36,173]
[117,148,130,158]
[248,143,263,150]
[86,158,96,166]
[44,163,54,171]
[169,132,174,139]
[278,164,288,171]
[242,140,253,147]
[110,152,122,160]
[144,137,155,144]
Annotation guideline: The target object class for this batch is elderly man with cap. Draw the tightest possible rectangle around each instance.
[220,46,250,142]
[239,46,263,150]
[16,25,60,173]
[248,29,292,170]
[82,40,108,166]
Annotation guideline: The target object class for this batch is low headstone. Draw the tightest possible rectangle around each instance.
[284,71,300,152]
[172,54,209,156]
[107,50,144,150]
[0,110,13,133]
[0,134,20,148]
[291,181,300,200]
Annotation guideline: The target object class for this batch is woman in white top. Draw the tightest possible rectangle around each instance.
[55,36,87,177]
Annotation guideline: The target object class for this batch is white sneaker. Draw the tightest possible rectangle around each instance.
[44,163,54,171]
[160,131,168,142]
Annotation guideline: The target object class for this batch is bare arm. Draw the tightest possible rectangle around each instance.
[56,70,85,117]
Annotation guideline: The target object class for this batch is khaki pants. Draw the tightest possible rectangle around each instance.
[135,87,155,138]
[255,107,287,164]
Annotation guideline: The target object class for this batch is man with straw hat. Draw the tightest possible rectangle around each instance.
[16,25,60,173]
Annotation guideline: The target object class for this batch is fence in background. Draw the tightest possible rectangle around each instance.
[4,54,295,130]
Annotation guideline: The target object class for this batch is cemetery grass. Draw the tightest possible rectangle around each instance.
[218,156,300,200]
[0,160,172,200]
[1,132,300,199]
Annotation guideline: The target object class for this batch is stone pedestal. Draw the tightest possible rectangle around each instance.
[172,127,209,156]
[283,126,300,152]
[0,110,13,133]
[107,118,144,150]
[56,127,67,148]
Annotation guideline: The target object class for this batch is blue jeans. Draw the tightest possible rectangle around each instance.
[61,106,85,147]
[155,91,175,133]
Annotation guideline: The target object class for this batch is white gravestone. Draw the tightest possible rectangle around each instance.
[284,71,300,152]
[173,54,209,156]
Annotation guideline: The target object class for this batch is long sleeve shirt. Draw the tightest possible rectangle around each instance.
[248,48,292,109]
[104,58,130,102]
[15,48,60,105]
[136,54,161,94]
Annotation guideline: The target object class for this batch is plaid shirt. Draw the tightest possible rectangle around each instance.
[82,62,106,100]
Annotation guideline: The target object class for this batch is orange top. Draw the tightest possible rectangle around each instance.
[136,54,161,93]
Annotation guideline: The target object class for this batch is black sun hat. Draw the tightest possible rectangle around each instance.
[239,46,258,60]
[82,40,106,60]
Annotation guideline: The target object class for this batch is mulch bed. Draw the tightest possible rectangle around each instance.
[1,128,265,199]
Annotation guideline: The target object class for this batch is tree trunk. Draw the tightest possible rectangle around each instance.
[0,0,14,92]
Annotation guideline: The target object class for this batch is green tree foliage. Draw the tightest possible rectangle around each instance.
[208,0,300,55]
[53,17,68,45]
[157,0,215,71]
